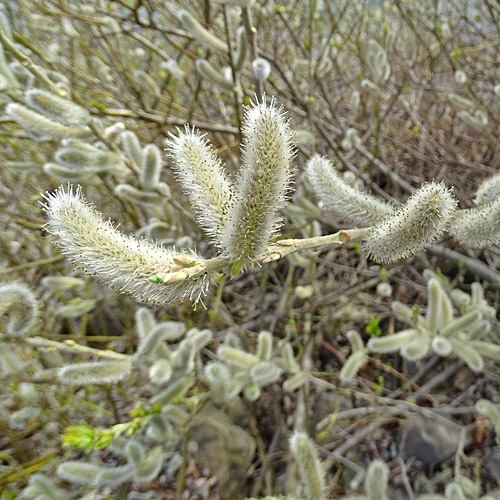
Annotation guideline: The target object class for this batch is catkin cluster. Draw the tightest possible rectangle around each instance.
[206,331,309,403]
[306,155,457,263]
[167,97,295,269]
[43,98,294,305]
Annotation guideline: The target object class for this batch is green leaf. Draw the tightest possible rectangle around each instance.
[62,422,96,452]
[231,260,244,277]
[89,100,106,112]
[95,432,114,449]
[365,316,382,337]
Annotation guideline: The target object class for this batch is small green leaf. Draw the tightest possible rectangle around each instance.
[62,422,96,451]
[89,100,106,112]
[130,405,148,419]
[95,432,114,449]
[231,260,244,277]
[365,316,382,337]
[316,431,329,441]
[151,404,162,414]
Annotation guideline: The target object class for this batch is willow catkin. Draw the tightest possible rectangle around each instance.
[133,446,163,483]
[306,154,393,227]
[57,462,100,485]
[449,196,500,248]
[0,283,38,335]
[59,359,132,385]
[252,58,271,81]
[25,89,90,127]
[195,59,234,91]
[140,144,162,190]
[55,147,125,173]
[289,432,326,500]
[364,182,457,263]
[234,26,247,72]
[6,104,90,140]
[114,184,162,206]
[120,130,143,166]
[43,163,97,183]
[178,10,228,52]
[365,459,390,500]
[222,97,295,266]
[368,329,417,353]
[166,126,234,248]
[43,186,211,305]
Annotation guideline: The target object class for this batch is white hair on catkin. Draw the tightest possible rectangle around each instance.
[449,196,500,248]
[363,182,457,263]
[42,185,210,305]
[222,97,295,265]
[166,126,234,248]
[306,154,394,227]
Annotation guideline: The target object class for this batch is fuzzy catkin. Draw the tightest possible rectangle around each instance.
[41,276,85,290]
[431,337,452,356]
[43,163,96,183]
[368,329,417,353]
[365,459,389,500]
[141,144,162,190]
[256,331,273,360]
[195,59,234,91]
[346,330,364,352]
[0,43,19,88]
[400,333,430,361]
[151,374,194,405]
[114,184,163,206]
[135,322,186,359]
[448,196,500,248]
[178,10,228,52]
[125,441,146,468]
[426,278,444,333]
[217,345,260,367]
[339,349,367,382]
[0,283,38,335]
[96,465,133,487]
[475,399,500,434]
[121,130,143,166]
[6,103,90,140]
[363,182,457,263]
[59,298,96,318]
[289,432,326,500]
[55,147,124,173]
[27,473,65,500]
[222,98,295,265]
[43,186,210,305]
[469,340,500,360]
[234,26,247,72]
[134,446,163,482]
[283,371,310,392]
[166,126,234,248]
[250,361,281,386]
[282,342,300,373]
[187,328,212,349]
[450,338,484,372]
[59,359,132,385]
[149,359,173,384]
[57,462,100,485]
[25,89,90,127]
[252,58,271,81]
[306,155,393,227]
[439,310,482,337]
